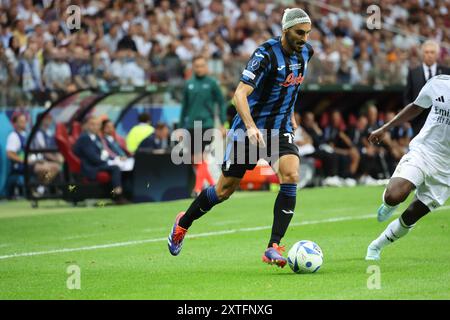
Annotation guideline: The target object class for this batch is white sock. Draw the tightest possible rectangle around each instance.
[372,218,413,249]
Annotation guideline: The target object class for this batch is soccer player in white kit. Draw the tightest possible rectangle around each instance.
[366,75,450,260]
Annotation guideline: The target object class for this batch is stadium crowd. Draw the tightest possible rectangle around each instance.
[5,103,413,200]
[1,0,449,199]
[1,0,450,105]
[294,105,413,187]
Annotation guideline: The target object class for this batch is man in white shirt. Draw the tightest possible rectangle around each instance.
[366,75,450,261]
[110,49,145,86]
[42,48,72,93]
[6,113,61,197]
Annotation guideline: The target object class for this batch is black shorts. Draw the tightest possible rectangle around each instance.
[221,131,300,178]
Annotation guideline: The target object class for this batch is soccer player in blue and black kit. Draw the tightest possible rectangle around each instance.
[168,8,314,268]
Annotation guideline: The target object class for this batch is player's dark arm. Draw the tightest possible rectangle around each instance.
[233,82,265,145]
[368,103,424,144]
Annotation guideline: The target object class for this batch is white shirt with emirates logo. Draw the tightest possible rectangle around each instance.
[412,74,450,184]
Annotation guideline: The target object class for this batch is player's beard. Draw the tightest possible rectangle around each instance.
[286,33,306,53]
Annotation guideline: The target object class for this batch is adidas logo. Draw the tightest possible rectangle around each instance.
[435,96,445,103]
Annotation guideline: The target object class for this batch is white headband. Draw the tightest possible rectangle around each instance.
[282,8,311,31]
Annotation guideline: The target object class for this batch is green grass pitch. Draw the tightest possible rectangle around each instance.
[0,186,449,299]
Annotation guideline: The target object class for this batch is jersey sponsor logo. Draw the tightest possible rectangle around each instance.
[434,106,450,117]
[277,65,286,71]
[279,73,304,87]
[242,69,256,80]
[289,63,302,70]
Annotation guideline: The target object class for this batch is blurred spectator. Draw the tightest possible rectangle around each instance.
[386,111,413,157]
[5,35,20,70]
[12,19,27,49]
[366,104,383,132]
[347,114,380,185]
[148,40,165,82]
[293,112,315,188]
[70,46,96,89]
[103,23,123,53]
[5,113,27,198]
[383,110,412,173]
[323,110,359,186]
[32,113,57,150]
[293,113,315,157]
[160,42,184,84]
[0,23,12,48]
[176,35,195,63]
[110,49,145,86]
[73,116,129,204]
[92,51,113,90]
[17,44,45,103]
[30,112,64,183]
[126,112,154,154]
[17,0,42,27]
[101,119,130,159]
[404,40,450,136]
[129,22,152,58]
[100,119,134,172]
[137,122,170,152]
[364,105,392,178]
[0,41,16,104]
[42,47,72,100]
[302,112,343,186]
[6,113,60,198]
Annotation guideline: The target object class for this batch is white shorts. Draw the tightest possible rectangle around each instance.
[391,150,450,211]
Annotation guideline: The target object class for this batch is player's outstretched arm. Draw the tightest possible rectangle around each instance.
[233,81,265,146]
[368,103,424,145]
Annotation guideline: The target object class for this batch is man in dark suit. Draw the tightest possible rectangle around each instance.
[404,40,450,136]
[137,122,170,152]
[73,116,128,204]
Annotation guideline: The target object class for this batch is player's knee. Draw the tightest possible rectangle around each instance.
[216,186,235,201]
[384,187,408,206]
[280,172,299,184]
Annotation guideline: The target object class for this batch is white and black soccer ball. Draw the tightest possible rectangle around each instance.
[287,240,323,274]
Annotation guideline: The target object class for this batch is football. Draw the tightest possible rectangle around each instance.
[287,240,323,274]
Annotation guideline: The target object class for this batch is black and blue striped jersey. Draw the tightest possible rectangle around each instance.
[231,36,314,134]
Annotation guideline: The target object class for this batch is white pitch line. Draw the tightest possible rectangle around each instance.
[0,214,373,261]
[0,206,448,261]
